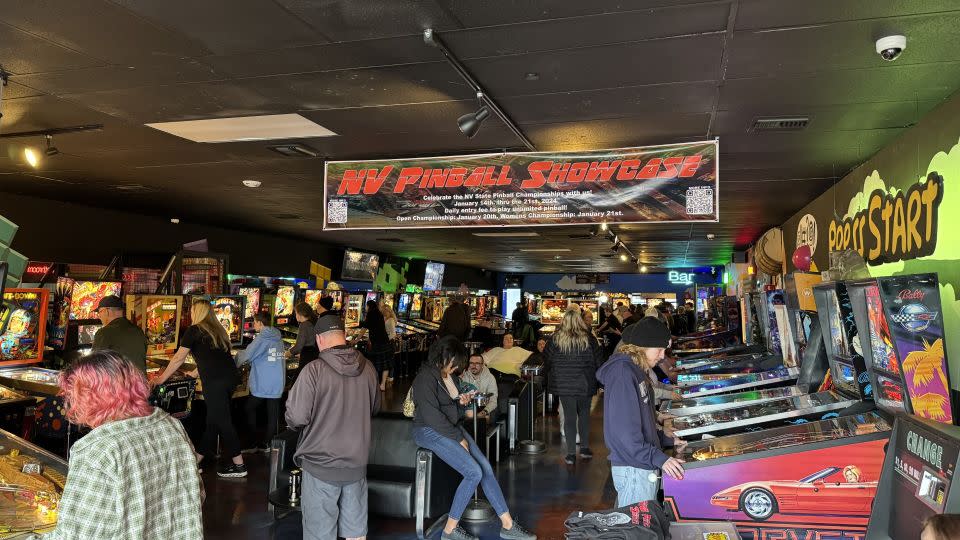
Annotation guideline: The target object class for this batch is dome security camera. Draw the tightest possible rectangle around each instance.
[876,35,906,61]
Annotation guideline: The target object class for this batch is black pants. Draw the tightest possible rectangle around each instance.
[559,395,592,456]
[202,380,242,460]
[245,395,280,446]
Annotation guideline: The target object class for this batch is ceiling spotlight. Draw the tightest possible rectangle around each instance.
[600,222,608,231]
[706,233,716,240]
[23,147,40,168]
[620,253,628,262]
[640,265,648,273]
[242,179,262,188]
[458,105,490,138]
[610,242,622,253]
[170,218,180,224]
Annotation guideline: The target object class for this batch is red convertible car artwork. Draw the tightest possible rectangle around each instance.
[709,466,877,521]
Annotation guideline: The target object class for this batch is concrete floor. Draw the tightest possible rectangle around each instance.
[200,382,618,539]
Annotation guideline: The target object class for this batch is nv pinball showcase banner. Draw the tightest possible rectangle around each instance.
[323,141,719,230]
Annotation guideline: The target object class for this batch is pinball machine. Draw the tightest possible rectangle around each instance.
[238,286,262,332]
[345,293,364,329]
[0,427,67,538]
[207,295,245,347]
[126,295,183,359]
[63,279,123,359]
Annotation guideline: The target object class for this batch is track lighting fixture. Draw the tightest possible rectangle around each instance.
[24,135,59,168]
[458,104,490,138]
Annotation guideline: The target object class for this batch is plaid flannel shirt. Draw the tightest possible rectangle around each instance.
[37,408,203,540]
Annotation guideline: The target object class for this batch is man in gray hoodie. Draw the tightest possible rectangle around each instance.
[286,314,381,540]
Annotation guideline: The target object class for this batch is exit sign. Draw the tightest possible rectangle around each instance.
[668,271,695,285]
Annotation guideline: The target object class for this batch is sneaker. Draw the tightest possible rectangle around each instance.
[564,454,576,465]
[579,448,594,459]
[217,463,248,478]
[441,526,478,540]
[501,522,537,540]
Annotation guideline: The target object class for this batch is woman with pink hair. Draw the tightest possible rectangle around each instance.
[36,350,203,539]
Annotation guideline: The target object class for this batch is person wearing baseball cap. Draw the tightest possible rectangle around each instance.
[285,309,381,540]
[596,317,687,507]
[92,295,148,373]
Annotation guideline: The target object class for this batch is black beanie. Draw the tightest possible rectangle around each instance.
[620,316,671,348]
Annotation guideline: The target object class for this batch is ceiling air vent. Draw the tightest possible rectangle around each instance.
[268,144,319,157]
[750,117,810,132]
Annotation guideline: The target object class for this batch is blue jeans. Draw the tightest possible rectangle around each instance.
[611,465,659,507]
[413,426,509,521]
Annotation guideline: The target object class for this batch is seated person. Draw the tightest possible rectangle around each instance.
[484,334,532,377]
[461,353,498,423]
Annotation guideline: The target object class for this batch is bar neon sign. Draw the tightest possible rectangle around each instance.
[668,271,695,285]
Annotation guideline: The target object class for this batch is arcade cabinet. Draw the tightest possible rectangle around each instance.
[866,415,960,539]
[238,286,262,332]
[157,250,228,296]
[0,288,47,434]
[208,295,245,347]
[126,295,183,359]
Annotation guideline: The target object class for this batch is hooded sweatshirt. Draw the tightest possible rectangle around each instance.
[596,353,674,471]
[235,326,285,398]
[285,344,381,483]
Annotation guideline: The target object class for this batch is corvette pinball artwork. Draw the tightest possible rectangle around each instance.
[875,274,953,424]
[665,413,890,539]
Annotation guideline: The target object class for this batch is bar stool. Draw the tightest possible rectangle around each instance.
[518,364,545,454]
[462,392,495,522]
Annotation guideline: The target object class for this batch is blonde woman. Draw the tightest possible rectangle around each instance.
[155,300,246,477]
[381,300,400,383]
[543,309,604,465]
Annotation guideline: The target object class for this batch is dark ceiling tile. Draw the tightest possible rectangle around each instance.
[726,13,960,79]
[234,62,472,111]
[63,81,284,123]
[713,101,934,135]
[16,58,223,96]
[735,0,960,30]
[439,0,711,28]
[524,114,710,150]
[502,83,717,124]
[2,81,45,100]
[0,0,208,61]
[203,36,433,78]
[109,0,326,54]
[0,95,114,133]
[469,34,724,97]
[720,62,960,107]
[441,3,729,58]
[0,22,103,75]
[274,0,462,41]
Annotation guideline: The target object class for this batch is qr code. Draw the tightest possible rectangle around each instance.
[327,199,348,224]
[686,187,714,215]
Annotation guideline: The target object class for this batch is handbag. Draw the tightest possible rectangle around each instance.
[403,387,416,418]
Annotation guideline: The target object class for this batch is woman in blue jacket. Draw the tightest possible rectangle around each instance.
[236,312,286,452]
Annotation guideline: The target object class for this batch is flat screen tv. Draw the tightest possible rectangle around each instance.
[341,249,380,282]
[423,261,445,292]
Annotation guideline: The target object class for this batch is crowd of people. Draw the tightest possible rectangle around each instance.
[31,291,960,539]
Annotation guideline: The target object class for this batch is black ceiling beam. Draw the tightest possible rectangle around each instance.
[0,124,104,139]
[424,28,537,151]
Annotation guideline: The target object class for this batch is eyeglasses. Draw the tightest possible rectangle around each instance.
[468,361,484,366]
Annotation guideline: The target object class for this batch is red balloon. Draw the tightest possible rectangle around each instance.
[792,244,812,272]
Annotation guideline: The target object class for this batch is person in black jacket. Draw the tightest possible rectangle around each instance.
[360,300,392,391]
[287,302,319,367]
[544,309,605,465]
[438,295,472,342]
[411,336,536,540]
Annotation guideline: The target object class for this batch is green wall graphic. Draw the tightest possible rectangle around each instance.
[783,92,960,390]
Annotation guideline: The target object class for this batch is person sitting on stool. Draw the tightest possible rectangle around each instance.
[461,353,498,423]
[411,336,536,540]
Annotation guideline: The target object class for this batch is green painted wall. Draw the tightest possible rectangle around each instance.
[783,90,960,391]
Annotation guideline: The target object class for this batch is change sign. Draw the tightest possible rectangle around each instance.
[323,141,718,230]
